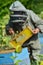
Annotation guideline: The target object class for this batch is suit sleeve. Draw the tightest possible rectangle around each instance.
[30,10,43,33]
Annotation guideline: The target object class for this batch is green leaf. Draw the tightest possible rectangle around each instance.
[10,56,17,60]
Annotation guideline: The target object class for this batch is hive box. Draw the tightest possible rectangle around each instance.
[0,52,14,64]
[10,27,33,52]
[0,48,30,65]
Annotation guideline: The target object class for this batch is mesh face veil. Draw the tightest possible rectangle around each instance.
[9,1,27,23]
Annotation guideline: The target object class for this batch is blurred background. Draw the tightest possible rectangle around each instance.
[0,0,43,18]
[0,0,43,65]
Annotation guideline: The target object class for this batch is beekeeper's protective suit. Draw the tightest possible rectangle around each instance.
[9,1,43,65]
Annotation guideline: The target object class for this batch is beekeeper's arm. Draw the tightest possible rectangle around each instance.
[29,10,43,33]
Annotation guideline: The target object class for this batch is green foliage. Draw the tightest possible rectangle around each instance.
[0,15,13,50]
[39,11,43,19]
[10,55,22,65]
[0,0,15,17]
[10,55,17,60]
[14,60,22,65]
[0,0,43,18]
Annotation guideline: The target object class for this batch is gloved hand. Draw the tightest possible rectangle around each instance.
[32,28,40,34]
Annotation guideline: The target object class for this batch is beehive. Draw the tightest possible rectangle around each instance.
[10,27,33,52]
[40,61,43,65]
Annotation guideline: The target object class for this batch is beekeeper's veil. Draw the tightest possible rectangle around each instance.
[9,1,27,22]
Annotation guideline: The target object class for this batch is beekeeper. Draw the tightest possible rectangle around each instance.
[6,1,43,65]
